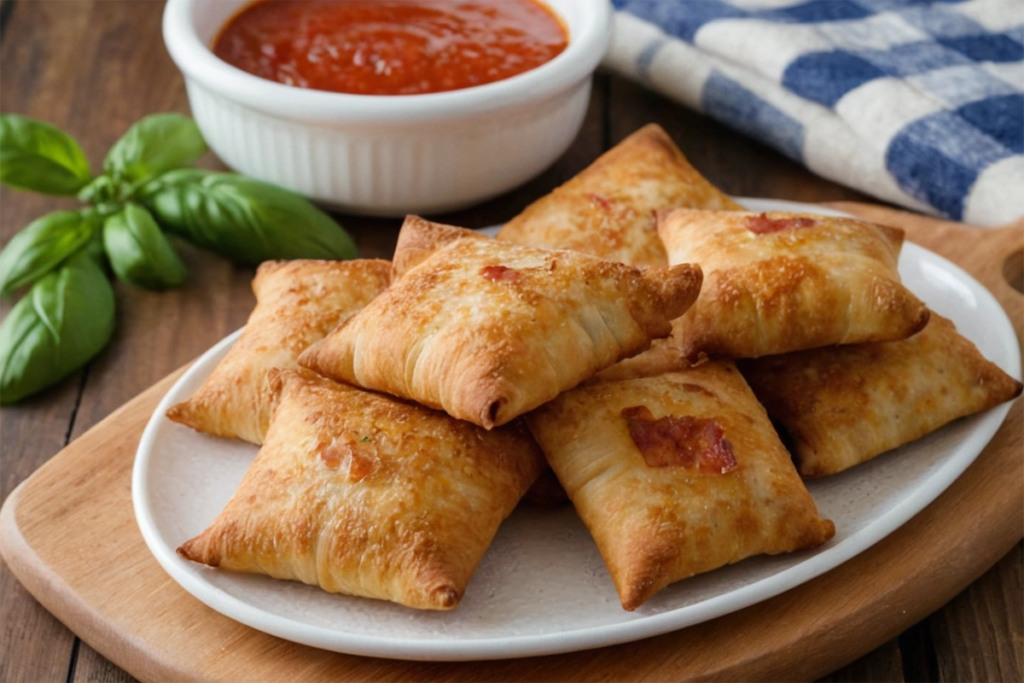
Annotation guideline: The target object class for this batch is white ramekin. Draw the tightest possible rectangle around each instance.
[163,0,612,216]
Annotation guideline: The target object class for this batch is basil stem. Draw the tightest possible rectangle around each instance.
[103,203,187,290]
[77,174,119,205]
[0,251,115,404]
[104,113,207,184]
[0,114,92,195]
[0,209,101,296]
[141,170,358,265]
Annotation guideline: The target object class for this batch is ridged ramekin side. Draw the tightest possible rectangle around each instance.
[184,79,593,216]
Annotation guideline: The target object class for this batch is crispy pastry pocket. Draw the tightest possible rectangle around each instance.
[739,314,1023,477]
[177,369,545,610]
[658,209,930,359]
[498,123,742,267]
[300,217,703,429]
[165,259,391,444]
[527,360,835,611]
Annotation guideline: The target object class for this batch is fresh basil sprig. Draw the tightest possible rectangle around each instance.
[0,111,357,403]
[142,170,358,265]
[0,252,115,405]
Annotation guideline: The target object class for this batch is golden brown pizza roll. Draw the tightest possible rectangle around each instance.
[165,259,391,444]
[498,123,742,267]
[658,209,930,359]
[177,368,545,611]
[300,217,704,429]
[739,314,1023,478]
[589,334,696,384]
[527,360,835,611]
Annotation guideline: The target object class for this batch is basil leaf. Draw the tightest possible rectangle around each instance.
[0,209,101,296]
[104,113,207,184]
[0,114,92,195]
[0,251,115,404]
[103,203,187,290]
[142,170,358,265]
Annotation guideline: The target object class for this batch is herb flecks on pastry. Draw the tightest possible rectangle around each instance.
[739,313,1023,477]
[300,217,703,429]
[177,368,545,610]
[658,209,930,360]
[527,360,835,611]
[498,123,741,267]
[165,259,391,444]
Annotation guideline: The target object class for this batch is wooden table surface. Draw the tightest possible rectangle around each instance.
[1,2,1020,681]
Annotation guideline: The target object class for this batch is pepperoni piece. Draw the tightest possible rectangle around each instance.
[586,193,613,212]
[318,432,378,481]
[746,213,817,235]
[480,264,522,284]
[623,405,738,474]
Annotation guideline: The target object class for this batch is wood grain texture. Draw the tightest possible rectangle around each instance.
[0,207,1019,683]
[0,4,118,680]
[1,1,1021,680]
[931,542,1023,682]
[817,639,904,683]
[0,2,236,681]
[898,620,938,683]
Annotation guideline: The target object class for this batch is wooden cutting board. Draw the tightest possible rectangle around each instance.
[1,203,1021,682]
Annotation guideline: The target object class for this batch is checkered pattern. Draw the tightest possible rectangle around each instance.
[604,0,1024,226]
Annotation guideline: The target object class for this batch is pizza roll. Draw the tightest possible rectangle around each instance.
[165,259,391,444]
[590,334,696,384]
[658,209,930,359]
[498,123,742,267]
[739,314,1023,478]
[300,217,704,429]
[177,369,545,611]
[527,360,835,611]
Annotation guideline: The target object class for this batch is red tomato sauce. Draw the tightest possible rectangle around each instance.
[213,0,569,96]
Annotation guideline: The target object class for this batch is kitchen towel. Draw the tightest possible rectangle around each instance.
[604,0,1024,226]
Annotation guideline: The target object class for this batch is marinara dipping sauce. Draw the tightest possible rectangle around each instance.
[213,0,569,96]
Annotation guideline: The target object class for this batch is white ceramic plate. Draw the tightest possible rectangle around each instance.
[133,199,1020,661]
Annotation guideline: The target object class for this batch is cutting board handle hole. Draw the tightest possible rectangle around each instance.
[1004,248,1023,294]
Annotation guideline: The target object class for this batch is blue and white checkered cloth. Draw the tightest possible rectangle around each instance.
[604,0,1024,226]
